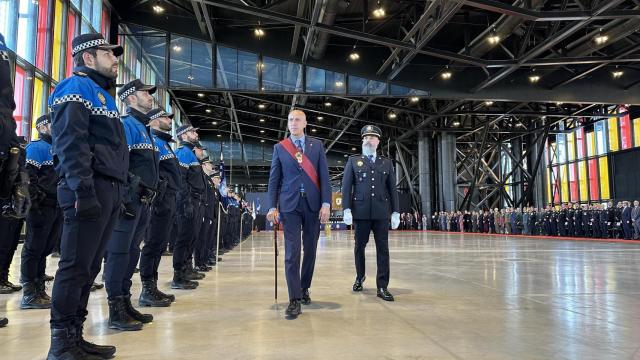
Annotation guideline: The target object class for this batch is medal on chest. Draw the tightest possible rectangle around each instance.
[295,152,303,163]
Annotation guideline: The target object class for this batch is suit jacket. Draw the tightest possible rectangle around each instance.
[622,206,632,222]
[342,154,399,220]
[267,136,331,213]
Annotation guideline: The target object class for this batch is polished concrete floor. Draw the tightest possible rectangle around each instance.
[3,230,640,359]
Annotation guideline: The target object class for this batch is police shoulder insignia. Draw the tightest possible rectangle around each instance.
[97,92,106,105]
[356,160,364,167]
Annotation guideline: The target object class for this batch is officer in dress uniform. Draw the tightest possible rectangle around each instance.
[194,158,215,272]
[172,125,206,289]
[20,114,61,309]
[267,109,331,318]
[47,33,127,359]
[0,32,30,328]
[342,125,400,302]
[206,171,223,265]
[140,108,179,302]
[558,204,567,236]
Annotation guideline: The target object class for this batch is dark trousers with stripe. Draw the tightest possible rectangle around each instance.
[354,219,390,289]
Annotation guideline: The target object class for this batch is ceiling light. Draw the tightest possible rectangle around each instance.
[257,62,265,70]
[349,51,360,61]
[254,27,265,38]
[594,33,609,45]
[343,154,348,157]
[311,128,317,132]
[484,101,494,106]
[212,121,218,125]
[440,67,452,80]
[205,108,212,113]
[216,134,222,137]
[324,102,332,107]
[452,120,461,127]
[528,74,540,83]
[172,45,181,52]
[260,139,265,143]
[197,93,205,98]
[487,29,500,45]
[372,1,385,18]
[258,104,266,109]
[317,116,324,120]
[612,70,624,79]
[409,96,419,103]
[556,101,563,106]
[388,111,397,120]
[351,147,357,151]
[335,81,344,87]
[152,5,164,13]
[259,118,265,122]
[187,74,194,81]
[260,130,265,133]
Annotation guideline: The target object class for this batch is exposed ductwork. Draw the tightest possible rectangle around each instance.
[309,0,348,60]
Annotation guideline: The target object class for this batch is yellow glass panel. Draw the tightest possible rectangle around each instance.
[567,132,575,161]
[51,0,64,82]
[586,132,595,156]
[578,161,588,202]
[560,165,569,203]
[634,118,640,147]
[609,117,619,151]
[546,168,552,204]
[599,157,610,199]
[31,77,44,141]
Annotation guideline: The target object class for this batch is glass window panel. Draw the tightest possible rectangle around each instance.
[70,0,79,10]
[305,66,325,92]
[588,158,599,201]
[634,118,640,147]
[620,106,632,150]
[91,0,100,31]
[65,10,77,78]
[13,65,25,136]
[578,161,588,202]
[324,71,345,94]
[31,76,44,140]
[262,57,302,92]
[567,132,575,161]
[81,0,90,18]
[557,133,566,163]
[575,127,585,159]
[552,166,560,204]
[546,168,552,204]
[599,156,610,199]
[236,50,257,90]
[101,6,109,40]
[51,0,63,81]
[0,0,18,51]
[81,18,91,34]
[35,0,50,72]
[170,36,212,88]
[586,132,595,157]
[348,76,367,95]
[560,164,569,203]
[608,117,619,152]
[216,45,237,89]
[569,162,578,202]
[367,79,387,95]
[594,120,607,155]
[16,0,38,64]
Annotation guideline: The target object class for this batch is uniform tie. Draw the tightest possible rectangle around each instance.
[295,139,305,193]
[368,154,374,163]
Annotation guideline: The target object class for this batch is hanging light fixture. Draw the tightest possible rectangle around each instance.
[372,1,385,18]
[594,29,608,45]
[440,66,452,80]
[349,45,360,61]
[487,28,500,45]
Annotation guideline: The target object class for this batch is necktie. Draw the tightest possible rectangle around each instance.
[368,154,374,163]
[295,139,305,193]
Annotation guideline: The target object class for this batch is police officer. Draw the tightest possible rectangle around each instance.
[342,125,400,301]
[207,171,223,265]
[195,158,215,272]
[172,125,206,289]
[20,114,61,309]
[139,108,179,302]
[0,31,30,328]
[558,204,567,236]
[47,33,127,359]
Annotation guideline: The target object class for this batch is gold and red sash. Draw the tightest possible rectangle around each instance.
[279,138,320,191]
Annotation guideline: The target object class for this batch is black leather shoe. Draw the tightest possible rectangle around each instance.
[123,294,153,323]
[353,276,365,292]
[171,271,198,290]
[0,317,7,327]
[184,268,205,280]
[301,289,311,305]
[195,265,211,272]
[90,282,104,292]
[47,328,103,360]
[20,282,51,309]
[377,288,394,302]
[43,274,54,282]
[0,279,22,294]
[76,325,116,359]
[37,279,51,301]
[285,300,301,317]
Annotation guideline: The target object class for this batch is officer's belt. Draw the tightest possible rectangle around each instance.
[279,138,320,191]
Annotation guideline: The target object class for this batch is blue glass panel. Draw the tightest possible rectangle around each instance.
[367,79,387,95]
[348,76,367,95]
[216,46,237,89]
[306,66,325,92]
[170,35,212,88]
[237,50,258,90]
[262,56,302,92]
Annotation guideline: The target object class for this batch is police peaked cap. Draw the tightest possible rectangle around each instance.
[361,124,382,138]
[118,79,157,101]
[71,33,123,57]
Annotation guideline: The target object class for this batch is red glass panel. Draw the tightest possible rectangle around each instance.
[620,105,632,150]
[569,162,578,202]
[66,11,77,78]
[35,0,50,71]
[575,127,585,159]
[588,159,599,201]
[101,6,110,40]
[553,166,560,204]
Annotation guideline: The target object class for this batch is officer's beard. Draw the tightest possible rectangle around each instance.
[159,121,172,132]
[39,133,52,144]
[362,143,377,156]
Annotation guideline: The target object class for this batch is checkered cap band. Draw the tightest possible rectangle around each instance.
[118,87,136,101]
[177,126,194,136]
[149,110,170,120]
[72,38,109,57]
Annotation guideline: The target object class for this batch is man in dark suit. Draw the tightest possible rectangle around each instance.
[267,109,331,318]
[342,125,399,302]
[622,201,632,240]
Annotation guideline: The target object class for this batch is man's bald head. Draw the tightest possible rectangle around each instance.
[287,109,307,137]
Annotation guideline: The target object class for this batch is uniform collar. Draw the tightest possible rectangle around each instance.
[151,129,175,143]
[127,107,151,126]
[74,66,115,91]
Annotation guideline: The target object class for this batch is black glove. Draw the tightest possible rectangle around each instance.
[75,194,101,220]
[122,201,137,219]
[157,179,168,196]
[184,201,194,218]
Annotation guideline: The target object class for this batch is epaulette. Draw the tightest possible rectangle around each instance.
[73,71,87,77]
